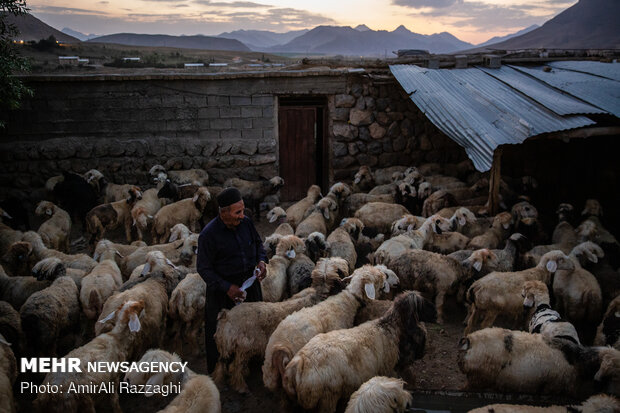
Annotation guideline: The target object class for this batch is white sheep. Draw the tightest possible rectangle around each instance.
[214,257,349,393]
[344,193,394,217]
[33,300,146,413]
[344,377,412,413]
[327,218,363,273]
[261,235,305,302]
[267,206,294,235]
[124,349,221,413]
[458,327,579,394]
[285,185,322,230]
[149,164,210,186]
[120,238,185,278]
[354,202,410,234]
[262,265,391,393]
[168,273,206,356]
[130,188,163,242]
[294,198,335,238]
[20,275,80,357]
[282,291,433,413]
[465,250,573,334]
[468,394,620,413]
[35,201,71,252]
[79,247,123,320]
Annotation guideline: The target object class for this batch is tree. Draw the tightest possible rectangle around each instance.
[1,0,33,128]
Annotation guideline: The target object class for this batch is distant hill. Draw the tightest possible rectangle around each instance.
[268,25,473,56]
[476,25,539,47]
[477,0,620,50]
[4,13,80,43]
[88,33,250,52]
[217,29,308,50]
[61,27,99,41]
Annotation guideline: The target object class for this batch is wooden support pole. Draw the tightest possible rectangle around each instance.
[488,147,503,216]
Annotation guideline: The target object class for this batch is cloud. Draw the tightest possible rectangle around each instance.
[192,0,271,7]
[392,0,575,31]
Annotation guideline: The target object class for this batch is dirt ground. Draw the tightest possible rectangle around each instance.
[12,211,568,413]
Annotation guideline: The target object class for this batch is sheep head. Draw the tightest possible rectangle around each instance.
[556,203,574,222]
[493,212,513,231]
[521,280,549,309]
[307,184,323,202]
[340,217,364,241]
[594,349,620,393]
[576,220,598,242]
[269,176,285,192]
[31,257,66,281]
[345,265,387,300]
[452,207,476,229]
[328,182,352,202]
[168,223,191,242]
[157,179,176,199]
[373,264,400,291]
[404,169,424,186]
[570,241,605,266]
[511,201,538,226]
[428,214,452,235]
[398,182,416,199]
[582,199,603,217]
[275,235,305,259]
[2,241,34,277]
[538,250,574,275]
[417,182,432,200]
[179,234,199,265]
[131,206,151,230]
[192,187,211,212]
[126,186,143,204]
[264,233,283,259]
[267,206,287,224]
[305,232,329,262]
[310,257,349,294]
[392,171,405,182]
[99,300,145,334]
[34,201,56,218]
[141,250,176,277]
[317,197,338,221]
[149,164,167,177]
[462,249,497,273]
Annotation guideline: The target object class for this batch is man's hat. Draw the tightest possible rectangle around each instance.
[217,187,242,207]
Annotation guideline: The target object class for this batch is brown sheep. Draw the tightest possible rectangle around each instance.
[354,202,410,234]
[468,394,620,413]
[467,212,513,250]
[224,176,284,221]
[85,186,143,244]
[152,187,211,244]
[344,376,412,413]
[327,217,363,272]
[595,294,620,349]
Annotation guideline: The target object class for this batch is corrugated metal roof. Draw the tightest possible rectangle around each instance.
[390,64,595,171]
[548,61,620,82]
[479,65,606,116]
[510,64,620,117]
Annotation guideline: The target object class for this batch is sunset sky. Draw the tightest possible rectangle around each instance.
[28,0,578,45]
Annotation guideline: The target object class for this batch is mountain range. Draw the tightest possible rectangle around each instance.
[10,0,619,56]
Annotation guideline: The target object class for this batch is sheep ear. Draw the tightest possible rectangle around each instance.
[459,337,470,351]
[132,219,137,227]
[322,208,330,220]
[165,258,177,269]
[2,211,11,219]
[473,261,483,272]
[99,311,116,323]
[128,312,141,333]
[0,335,11,346]
[502,223,510,229]
[93,251,100,261]
[192,193,199,202]
[364,283,376,300]
[615,310,620,318]
[458,217,466,226]
[269,214,278,223]
[169,232,178,242]
[147,215,153,219]
[523,297,534,308]
[46,208,53,216]
[407,224,414,232]
[383,280,390,293]
[145,373,164,396]
[285,249,296,259]
[141,262,151,276]
[585,250,598,263]
[354,176,361,184]
[116,251,124,258]
[546,260,557,273]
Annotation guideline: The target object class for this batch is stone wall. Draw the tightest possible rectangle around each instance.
[0,70,468,198]
[329,78,467,181]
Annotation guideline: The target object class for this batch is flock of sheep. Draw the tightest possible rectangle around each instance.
[0,159,619,413]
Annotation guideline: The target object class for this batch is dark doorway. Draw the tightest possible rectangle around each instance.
[278,97,327,202]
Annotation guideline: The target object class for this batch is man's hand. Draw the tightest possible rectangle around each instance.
[227,284,245,303]
[256,261,267,282]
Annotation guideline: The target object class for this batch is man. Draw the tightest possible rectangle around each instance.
[197,187,267,373]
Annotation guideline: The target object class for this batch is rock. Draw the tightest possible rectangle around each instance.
[400,118,414,137]
[348,143,359,156]
[333,155,356,169]
[356,154,378,167]
[333,122,354,140]
[333,142,348,157]
[375,112,390,126]
[349,109,373,126]
[369,122,386,140]
[350,84,363,98]
[387,121,401,138]
[358,126,371,142]
[257,140,276,154]
[239,140,258,156]
[364,97,375,110]
[393,136,407,152]
[332,108,350,121]
[355,97,366,110]
[367,141,382,155]
[335,94,356,108]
